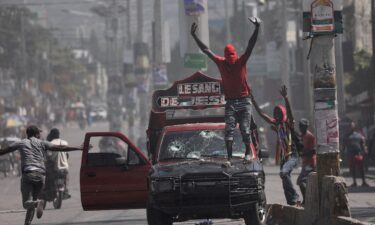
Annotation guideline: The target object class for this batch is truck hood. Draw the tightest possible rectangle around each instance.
[150,158,264,178]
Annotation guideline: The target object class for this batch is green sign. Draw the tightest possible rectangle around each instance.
[184,53,207,69]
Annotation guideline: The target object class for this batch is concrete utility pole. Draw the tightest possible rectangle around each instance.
[335,34,345,118]
[305,0,342,188]
[92,0,126,132]
[372,0,375,123]
[280,0,290,90]
[135,0,151,127]
[152,0,170,90]
[178,0,209,72]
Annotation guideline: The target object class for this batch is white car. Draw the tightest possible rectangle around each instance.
[90,107,108,121]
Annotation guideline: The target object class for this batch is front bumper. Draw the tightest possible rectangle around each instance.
[149,172,264,218]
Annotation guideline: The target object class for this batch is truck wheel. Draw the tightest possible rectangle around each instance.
[244,192,267,225]
[146,204,173,225]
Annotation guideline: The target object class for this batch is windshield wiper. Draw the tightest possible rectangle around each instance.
[160,157,200,161]
[200,154,224,158]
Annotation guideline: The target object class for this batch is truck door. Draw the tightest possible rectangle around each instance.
[80,132,151,210]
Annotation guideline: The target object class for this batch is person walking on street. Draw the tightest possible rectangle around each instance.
[251,85,300,206]
[344,122,369,187]
[296,118,316,204]
[46,128,71,199]
[0,125,83,225]
[191,17,260,164]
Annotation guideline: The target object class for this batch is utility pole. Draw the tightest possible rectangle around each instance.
[20,0,27,93]
[281,0,290,90]
[304,0,342,189]
[178,0,209,72]
[335,33,345,118]
[224,0,231,43]
[152,0,169,90]
[372,0,375,123]
[137,0,144,42]
[92,0,126,132]
[135,0,151,128]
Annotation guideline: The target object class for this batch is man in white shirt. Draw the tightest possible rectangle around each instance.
[46,128,71,199]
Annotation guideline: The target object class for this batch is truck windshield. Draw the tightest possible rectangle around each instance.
[158,129,247,161]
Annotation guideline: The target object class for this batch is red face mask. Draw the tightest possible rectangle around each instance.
[224,44,237,64]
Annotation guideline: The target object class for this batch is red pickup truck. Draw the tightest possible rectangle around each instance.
[79,72,268,225]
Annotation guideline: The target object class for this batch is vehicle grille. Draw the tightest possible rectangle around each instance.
[230,176,259,207]
[179,172,230,206]
[154,173,260,210]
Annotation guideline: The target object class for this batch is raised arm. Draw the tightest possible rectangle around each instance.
[0,146,17,156]
[49,145,83,152]
[240,17,260,62]
[191,23,216,61]
[0,142,20,156]
[280,85,294,126]
[250,94,274,125]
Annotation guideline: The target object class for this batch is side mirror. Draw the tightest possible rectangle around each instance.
[259,148,269,159]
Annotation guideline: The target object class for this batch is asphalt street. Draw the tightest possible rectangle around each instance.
[0,122,374,225]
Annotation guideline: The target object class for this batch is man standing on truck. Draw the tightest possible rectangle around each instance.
[0,125,83,225]
[191,17,260,164]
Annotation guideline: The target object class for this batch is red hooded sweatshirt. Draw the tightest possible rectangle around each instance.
[213,44,252,100]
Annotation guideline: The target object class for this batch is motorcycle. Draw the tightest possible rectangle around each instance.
[41,169,67,209]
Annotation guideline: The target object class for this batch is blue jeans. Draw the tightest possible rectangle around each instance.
[280,156,299,205]
[224,97,252,144]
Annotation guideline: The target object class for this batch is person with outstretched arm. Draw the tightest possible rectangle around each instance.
[191,17,260,165]
[251,86,300,206]
[0,125,83,225]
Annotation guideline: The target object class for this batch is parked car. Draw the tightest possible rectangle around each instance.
[79,72,268,225]
[89,106,108,121]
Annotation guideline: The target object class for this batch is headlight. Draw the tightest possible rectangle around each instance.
[233,172,259,177]
[151,180,174,193]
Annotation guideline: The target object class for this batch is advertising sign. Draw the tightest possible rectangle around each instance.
[315,109,339,149]
[184,53,207,69]
[303,0,343,34]
[184,0,205,16]
[152,72,225,111]
[311,0,335,34]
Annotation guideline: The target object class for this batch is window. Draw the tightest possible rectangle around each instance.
[87,136,128,167]
[158,129,246,161]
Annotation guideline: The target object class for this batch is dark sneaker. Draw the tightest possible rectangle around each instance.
[24,200,36,210]
[36,200,44,219]
[63,192,71,200]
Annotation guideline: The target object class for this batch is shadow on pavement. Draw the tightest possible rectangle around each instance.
[49,219,144,225]
[348,186,375,193]
[351,207,375,223]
